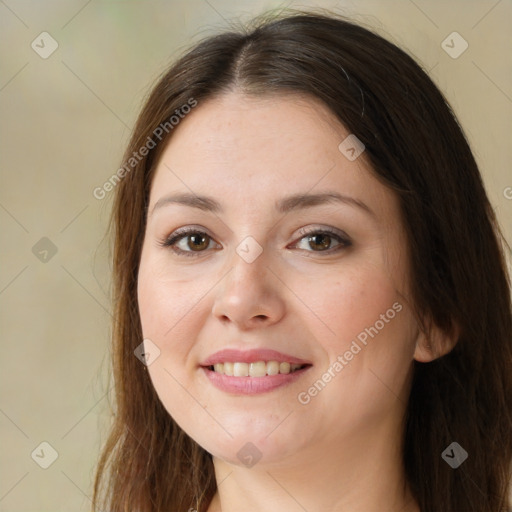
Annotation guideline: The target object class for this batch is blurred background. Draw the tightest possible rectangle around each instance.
[1,0,511,510]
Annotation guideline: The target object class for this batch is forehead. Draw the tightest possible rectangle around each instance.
[148,91,397,221]
[157,92,348,169]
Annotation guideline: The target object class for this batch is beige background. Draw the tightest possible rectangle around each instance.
[1,0,511,510]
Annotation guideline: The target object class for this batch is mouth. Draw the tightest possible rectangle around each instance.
[201,363,312,395]
[199,348,312,394]
[205,361,311,377]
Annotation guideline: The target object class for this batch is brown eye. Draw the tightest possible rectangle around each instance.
[186,233,210,251]
[160,229,218,257]
[307,233,333,251]
[293,228,352,254]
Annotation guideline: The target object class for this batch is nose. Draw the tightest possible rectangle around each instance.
[211,247,286,330]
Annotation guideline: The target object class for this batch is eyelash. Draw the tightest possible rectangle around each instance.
[157,226,352,258]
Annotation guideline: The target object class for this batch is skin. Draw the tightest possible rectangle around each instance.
[137,91,452,512]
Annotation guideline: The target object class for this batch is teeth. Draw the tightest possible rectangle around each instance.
[267,361,279,376]
[249,361,267,377]
[210,360,306,377]
[233,362,249,377]
[280,362,291,374]
[224,362,234,376]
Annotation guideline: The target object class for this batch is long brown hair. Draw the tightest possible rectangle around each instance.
[92,9,512,512]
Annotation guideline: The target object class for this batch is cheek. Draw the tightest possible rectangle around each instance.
[137,251,205,341]
[137,257,207,427]
[317,267,416,426]
[137,255,199,385]
[306,260,403,350]
[306,260,416,410]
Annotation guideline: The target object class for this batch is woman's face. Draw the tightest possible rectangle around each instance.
[137,92,420,468]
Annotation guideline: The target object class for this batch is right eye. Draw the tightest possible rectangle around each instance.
[158,228,220,257]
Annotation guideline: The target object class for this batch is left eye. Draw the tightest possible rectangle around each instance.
[292,229,351,253]
[159,227,351,257]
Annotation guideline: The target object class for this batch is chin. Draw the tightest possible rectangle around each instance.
[193,426,308,470]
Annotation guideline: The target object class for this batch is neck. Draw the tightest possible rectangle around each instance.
[206,420,419,512]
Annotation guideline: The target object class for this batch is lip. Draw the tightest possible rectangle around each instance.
[200,348,312,366]
[201,365,312,395]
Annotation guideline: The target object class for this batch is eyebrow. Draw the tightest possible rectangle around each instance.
[150,191,375,218]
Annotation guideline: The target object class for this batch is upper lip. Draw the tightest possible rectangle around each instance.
[200,348,312,366]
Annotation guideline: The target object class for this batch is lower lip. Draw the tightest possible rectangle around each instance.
[201,366,311,395]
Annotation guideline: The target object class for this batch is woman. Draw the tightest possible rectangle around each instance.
[92,9,512,512]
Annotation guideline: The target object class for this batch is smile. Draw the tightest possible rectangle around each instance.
[201,364,312,395]
[209,361,307,377]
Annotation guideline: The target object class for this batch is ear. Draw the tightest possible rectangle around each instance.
[413,319,460,363]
